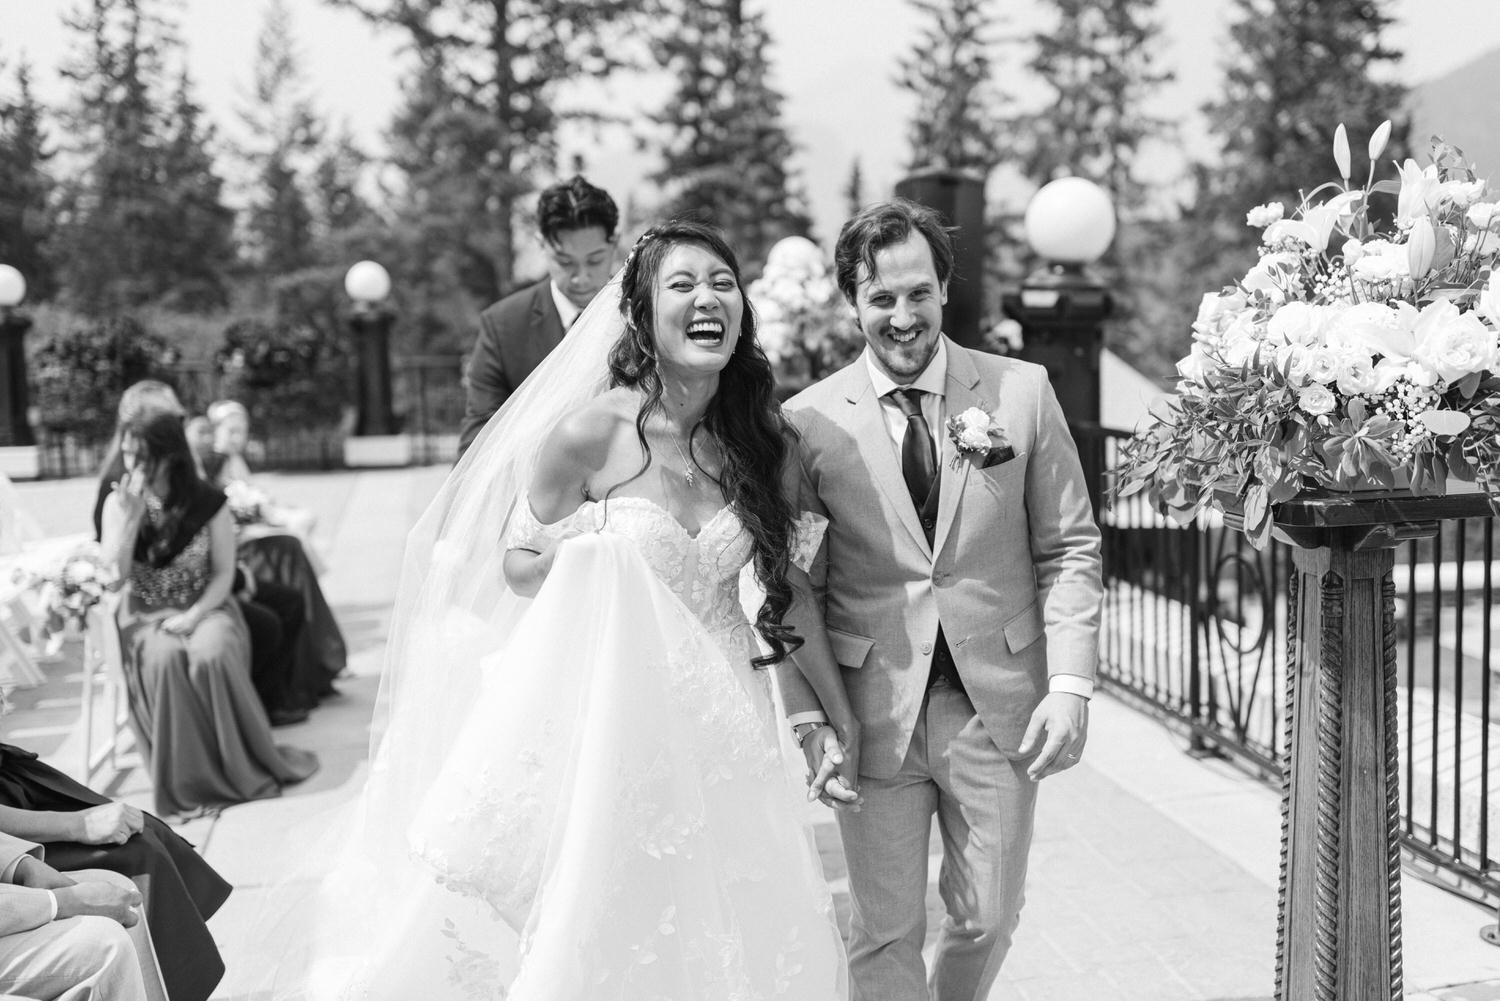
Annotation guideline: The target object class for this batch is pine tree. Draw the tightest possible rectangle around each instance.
[843,157,864,218]
[1203,0,1410,245]
[896,0,1005,173]
[53,0,236,312]
[239,0,320,273]
[650,0,811,269]
[157,67,237,311]
[332,0,643,301]
[0,60,56,301]
[1013,0,1174,211]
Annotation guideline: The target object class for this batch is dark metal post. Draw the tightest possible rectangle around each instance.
[1002,263,1111,428]
[0,308,34,447]
[894,170,987,348]
[349,305,397,437]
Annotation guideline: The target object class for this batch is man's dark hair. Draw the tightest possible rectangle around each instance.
[536,175,620,245]
[833,198,955,303]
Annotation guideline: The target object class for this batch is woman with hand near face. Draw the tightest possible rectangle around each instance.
[99,411,317,820]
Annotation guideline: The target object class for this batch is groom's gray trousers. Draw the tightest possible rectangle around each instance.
[837,677,1037,1001]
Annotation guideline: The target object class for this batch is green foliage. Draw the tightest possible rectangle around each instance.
[29,315,178,440]
[0,60,56,301]
[1011,0,1174,208]
[897,0,1005,173]
[649,0,812,268]
[215,314,351,432]
[53,0,236,313]
[1201,0,1411,251]
[342,0,644,305]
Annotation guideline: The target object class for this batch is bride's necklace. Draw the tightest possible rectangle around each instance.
[670,429,698,488]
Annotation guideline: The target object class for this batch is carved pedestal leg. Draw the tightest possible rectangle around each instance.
[1275,540,1403,1001]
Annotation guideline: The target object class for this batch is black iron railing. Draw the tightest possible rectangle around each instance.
[1081,423,1500,904]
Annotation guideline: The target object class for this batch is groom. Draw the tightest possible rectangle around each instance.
[780,199,1103,1000]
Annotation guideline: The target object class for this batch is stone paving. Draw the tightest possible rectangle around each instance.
[6,466,1500,999]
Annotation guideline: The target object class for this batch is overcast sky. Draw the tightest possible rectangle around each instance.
[4,0,1499,245]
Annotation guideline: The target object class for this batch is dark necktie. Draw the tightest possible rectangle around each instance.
[891,388,937,510]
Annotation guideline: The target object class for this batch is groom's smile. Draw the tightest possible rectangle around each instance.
[852,232,948,383]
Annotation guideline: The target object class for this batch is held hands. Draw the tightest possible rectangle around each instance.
[1019,691,1089,781]
[160,608,202,636]
[803,723,862,811]
[75,802,146,846]
[54,880,142,927]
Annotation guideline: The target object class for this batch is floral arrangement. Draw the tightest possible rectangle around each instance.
[11,544,119,655]
[946,406,1009,469]
[223,479,270,526]
[748,237,863,389]
[1112,122,1500,547]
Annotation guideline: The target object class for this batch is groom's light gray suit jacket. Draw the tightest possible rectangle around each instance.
[787,339,1104,778]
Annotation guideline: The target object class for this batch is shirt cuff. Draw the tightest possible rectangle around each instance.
[786,710,830,728]
[1049,674,1095,699]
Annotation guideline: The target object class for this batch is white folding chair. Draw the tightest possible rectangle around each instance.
[0,582,44,689]
[78,593,133,785]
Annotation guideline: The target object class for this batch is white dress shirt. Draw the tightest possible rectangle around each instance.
[550,282,582,330]
[862,341,1094,700]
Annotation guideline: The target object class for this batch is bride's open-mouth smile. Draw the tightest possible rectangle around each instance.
[686,318,727,347]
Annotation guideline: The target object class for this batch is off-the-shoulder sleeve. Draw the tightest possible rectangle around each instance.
[505,494,579,552]
[790,512,828,574]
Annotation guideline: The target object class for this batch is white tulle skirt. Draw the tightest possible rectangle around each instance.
[259,533,846,1000]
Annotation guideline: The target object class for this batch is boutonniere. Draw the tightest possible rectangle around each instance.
[946,406,1010,470]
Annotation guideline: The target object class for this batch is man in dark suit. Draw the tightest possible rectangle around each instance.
[457,175,620,456]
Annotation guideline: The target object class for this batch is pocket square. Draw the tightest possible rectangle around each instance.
[981,445,1016,469]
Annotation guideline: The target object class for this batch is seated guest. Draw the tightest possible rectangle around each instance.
[99,410,317,818]
[0,829,163,1000]
[98,388,315,724]
[203,399,348,695]
[0,740,230,1001]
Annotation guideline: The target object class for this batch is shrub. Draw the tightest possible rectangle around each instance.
[215,316,350,432]
[29,315,179,441]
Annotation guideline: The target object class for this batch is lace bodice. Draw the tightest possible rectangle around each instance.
[509,495,756,642]
[130,494,212,608]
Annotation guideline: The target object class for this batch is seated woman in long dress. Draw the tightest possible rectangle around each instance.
[99,410,317,819]
[200,401,347,695]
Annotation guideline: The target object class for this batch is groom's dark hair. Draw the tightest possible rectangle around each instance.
[536,174,619,245]
[834,198,955,304]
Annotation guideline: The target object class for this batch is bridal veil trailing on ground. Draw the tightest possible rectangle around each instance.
[241,273,848,1000]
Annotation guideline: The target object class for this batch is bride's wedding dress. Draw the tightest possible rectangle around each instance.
[274,495,845,1000]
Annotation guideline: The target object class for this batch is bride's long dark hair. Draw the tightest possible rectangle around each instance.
[607,220,801,667]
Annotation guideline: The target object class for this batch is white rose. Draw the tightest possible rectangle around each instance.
[1267,301,1322,346]
[958,426,991,451]
[1192,290,1246,337]
[1333,351,1380,396]
[1480,281,1500,328]
[1468,202,1500,232]
[1176,346,1213,383]
[1342,238,1366,265]
[1412,300,1499,382]
[1246,202,1285,228]
[1440,179,1487,210]
[1297,384,1337,416]
[1327,300,1416,359]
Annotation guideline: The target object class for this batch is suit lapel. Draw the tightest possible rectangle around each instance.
[842,367,931,556]
[934,339,983,556]
[531,281,565,349]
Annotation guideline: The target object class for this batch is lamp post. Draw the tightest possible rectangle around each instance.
[894,169,987,347]
[1001,177,1116,425]
[343,261,408,467]
[1002,177,1116,514]
[0,266,39,479]
[0,265,33,447]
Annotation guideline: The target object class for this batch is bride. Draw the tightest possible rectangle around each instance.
[255,221,859,999]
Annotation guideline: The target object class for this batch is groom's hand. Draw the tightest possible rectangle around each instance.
[1019,692,1089,781]
[804,727,861,811]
